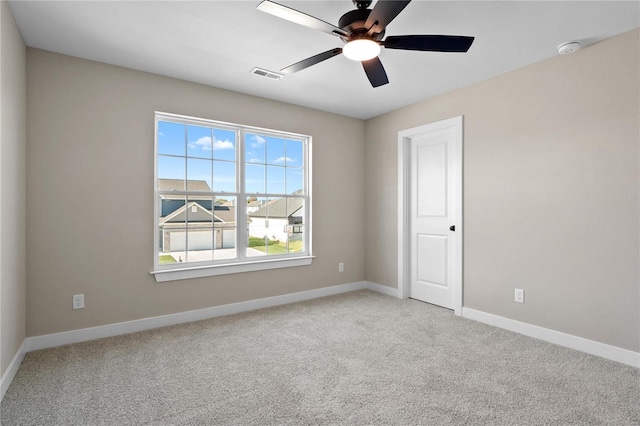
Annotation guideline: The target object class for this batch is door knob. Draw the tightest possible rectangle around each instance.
[449,225,455,231]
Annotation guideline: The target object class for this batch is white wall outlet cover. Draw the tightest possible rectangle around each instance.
[514,289,525,303]
[73,294,85,309]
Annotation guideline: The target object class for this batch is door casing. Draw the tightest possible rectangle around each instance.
[397,116,463,315]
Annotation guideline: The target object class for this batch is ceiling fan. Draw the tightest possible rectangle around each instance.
[257,0,475,87]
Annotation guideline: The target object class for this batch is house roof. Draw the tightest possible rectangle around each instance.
[250,197,303,219]
[159,179,215,201]
[160,202,236,225]
[158,179,211,192]
[212,205,236,223]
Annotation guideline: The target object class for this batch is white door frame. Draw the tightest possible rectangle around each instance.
[397,116,463,315]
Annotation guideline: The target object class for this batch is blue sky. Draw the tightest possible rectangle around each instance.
[157,121,304,195]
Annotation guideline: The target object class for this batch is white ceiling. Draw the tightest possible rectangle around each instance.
[8,0,640,120]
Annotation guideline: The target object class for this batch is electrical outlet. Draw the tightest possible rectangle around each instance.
[338,262,344,272]
[73,294,84,310]
[514,289,524,303]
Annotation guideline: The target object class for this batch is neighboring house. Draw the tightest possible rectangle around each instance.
[248,195,304,243]
[158,179,236,253]
[246,199,264,214]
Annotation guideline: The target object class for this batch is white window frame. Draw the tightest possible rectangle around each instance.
[151,112,313,282]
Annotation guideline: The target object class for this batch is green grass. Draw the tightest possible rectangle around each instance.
[249,237,303,254]
[248,236,278,248]
[159,255,177,264]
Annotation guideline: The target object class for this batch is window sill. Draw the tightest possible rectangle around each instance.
[151,256,315,282]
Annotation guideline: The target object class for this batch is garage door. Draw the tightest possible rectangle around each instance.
[170,230,214,251]
[222,229,235,248]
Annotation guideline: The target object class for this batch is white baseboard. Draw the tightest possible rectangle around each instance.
[5,286,635,402]
[27,281,376,352]
[364,281,399,298]
[1,339,27,401]
[462,307,640,368]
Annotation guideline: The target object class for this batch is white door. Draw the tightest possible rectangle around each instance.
[408,118,461,310]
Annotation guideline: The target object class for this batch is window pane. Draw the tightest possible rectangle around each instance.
[214,195,235,208]
[247,196,267,257]
[163,228,187,263]
[213,129,236,161]
[187,125,212,159]
[158,155,185,189]
[245,163,265,194]
[285,198,304,254]
[187,196,213,222]
[187,158,212,191]
[213,161,236,193]
[213,196,236,260]
[245,133,265,164]
[185,195,213,263]
[288,225,304,253]
[158,229,178,264]
[286,168,304,194]
[267,137,286,165]
[248,196,291,256]
[286,139,303,168]
[159,194,185,221]
[158,121,185,156]
[158,194,180,265]
[185,230,213,262]
[267,166,285,194]
[246,196,265,215]
[159,192,187,263]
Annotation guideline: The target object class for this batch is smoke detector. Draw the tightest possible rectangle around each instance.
[558,42,580,55]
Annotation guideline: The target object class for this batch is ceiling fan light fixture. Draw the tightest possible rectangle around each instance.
[343,39,381,61]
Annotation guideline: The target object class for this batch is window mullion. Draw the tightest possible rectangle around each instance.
[305,139,311,255]
[237,128,247,260]
[183,124,189,262]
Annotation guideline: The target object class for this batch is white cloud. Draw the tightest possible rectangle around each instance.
[273,156,294,163]
[187,137,234,152]
[251,135,266,148]
[212,139,234,150]
[159,131,165,137]
[247,158,262,163]
[188,136,213,151]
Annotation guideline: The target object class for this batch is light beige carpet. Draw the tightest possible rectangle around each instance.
[2,290,639,425]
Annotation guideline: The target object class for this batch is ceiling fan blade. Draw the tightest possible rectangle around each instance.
[362,57,389,88]
[365,0,411,34]
[257,0,347,38]
[384,35,475,52]
[281,48,343,74]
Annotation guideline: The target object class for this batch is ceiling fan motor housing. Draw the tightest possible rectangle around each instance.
[352,0,372,9]
[338,8,385,41]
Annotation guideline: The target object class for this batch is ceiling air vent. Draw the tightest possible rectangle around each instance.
[251,67,284,80]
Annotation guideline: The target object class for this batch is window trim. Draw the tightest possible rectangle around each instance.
[152,111,313,282]
[151,255,315,282]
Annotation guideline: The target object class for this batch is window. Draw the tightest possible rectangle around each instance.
[152,112,312,282]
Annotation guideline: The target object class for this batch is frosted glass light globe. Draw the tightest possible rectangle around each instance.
[343,39,381,61]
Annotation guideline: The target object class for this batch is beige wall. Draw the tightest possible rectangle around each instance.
[26,49,365,336]
[1,0,27,376]
[365,29,640,352]
[20,25,640,354]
